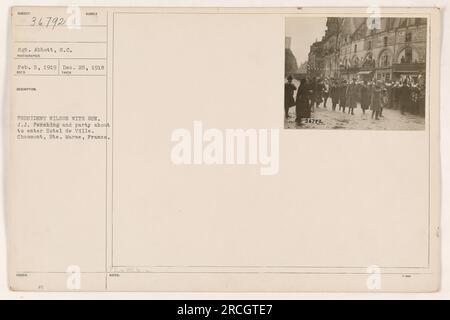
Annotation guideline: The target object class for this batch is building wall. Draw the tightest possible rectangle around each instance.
[307,18,427,81]
[285,37,298,75]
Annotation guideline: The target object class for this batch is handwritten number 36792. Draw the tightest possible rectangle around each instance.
[30,17,66,29]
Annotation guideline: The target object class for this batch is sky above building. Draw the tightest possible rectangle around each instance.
[285,17,327,66]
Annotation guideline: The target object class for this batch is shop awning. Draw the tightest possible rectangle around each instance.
[393,70,421,74]
[358,71,373,75]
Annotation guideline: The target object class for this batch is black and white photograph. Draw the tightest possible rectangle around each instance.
[285,17,428,130]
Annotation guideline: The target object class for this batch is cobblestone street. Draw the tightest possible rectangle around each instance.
[284,103,425,130]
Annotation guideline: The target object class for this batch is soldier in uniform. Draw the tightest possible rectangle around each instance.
[346,78,358,115]
[371,80,383,120]
[360,81,371,114]
[330,79,340,111]
[322,79,330,108]
[295,79,311,126]
[314,78,324,109]
[339,80,348,113]
[284,75,297,119]
[399,79,410,115]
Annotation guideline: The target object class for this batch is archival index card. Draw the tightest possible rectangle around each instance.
[8,6,441,292]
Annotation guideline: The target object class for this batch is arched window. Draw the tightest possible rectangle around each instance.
[405,47,413,63]
[398,47,418,64]
[379,51,392,67]
[362,53,374,67]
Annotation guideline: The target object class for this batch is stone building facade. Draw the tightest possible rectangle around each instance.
[307,18,427,82]
[285,37,298,75]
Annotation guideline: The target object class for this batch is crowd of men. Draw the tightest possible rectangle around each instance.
[284,74,426,126]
